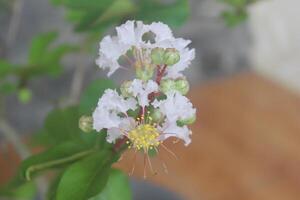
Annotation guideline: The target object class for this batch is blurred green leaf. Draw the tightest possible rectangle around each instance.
[0,59,17,78]
[219,0,255,27]
[20,141,93,181]
[74,0,136,32]
[56,151,114,200]
[222,10,247,27]
[42,107,83,146]
[23,32,77,78]
[135,0,189,28]
[0,181,36,200]
[52,0,113,10]
[89,169,132,200]
[28,32,58,65]
[79,79,116,115]
[0,82,18,95]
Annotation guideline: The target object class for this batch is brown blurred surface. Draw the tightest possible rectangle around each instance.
[116,72,300,200]
[1,72,300,200]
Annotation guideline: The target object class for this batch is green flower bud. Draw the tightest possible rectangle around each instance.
[136,66,154,81]
[150,108,164,123]
[120,80,133,98]
[177,114,196,126]
[18,88,32,104]
[79,115,93,133]
[160,79,175,94]
[164,48,180,66]
[175,78,190,95]
[151,47,165,65]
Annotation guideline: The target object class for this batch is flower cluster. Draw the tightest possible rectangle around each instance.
[92,20,196,155]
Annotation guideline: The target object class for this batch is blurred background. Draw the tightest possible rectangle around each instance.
[1,0,300,199]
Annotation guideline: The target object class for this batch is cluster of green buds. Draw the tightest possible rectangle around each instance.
[150,47,180,66]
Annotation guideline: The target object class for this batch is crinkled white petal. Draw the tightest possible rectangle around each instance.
[159,122,192,146]
[149,22,174,43]
[116,20,150,48]
[106,117,135,143]
[129,79,158,107]
[96,36,129,76]
[97,89,137,113]
[92,89,137,132]
[92,109,122,131]
[153,91,196,123]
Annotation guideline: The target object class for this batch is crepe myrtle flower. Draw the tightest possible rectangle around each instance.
[80,20,197,177]
[95,20,195,79]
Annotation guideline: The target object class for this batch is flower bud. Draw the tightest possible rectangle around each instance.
[79,115,93,133]
[150,108,164,123]
[18,88,32,104]
[177,114,196,126]
[164,48,180,66]
[160,79,175,94]
[136,66,154,81]
[151,47,165,65]
[175,78,190,95]
[120,80,133,98]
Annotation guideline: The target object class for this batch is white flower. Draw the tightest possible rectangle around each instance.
[116,20,150,48]
[153,91,196,123]
[96,20,195,77]
[149,22,174,43]
[92,89,137,132]
[128,79,158,107]
[159,122,191,146]
[96,36,128,76]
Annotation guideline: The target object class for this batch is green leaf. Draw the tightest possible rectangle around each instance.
[89,169,132,200]
[79,79,116,115]
[43,107,82,145]
[20,141,93,181]
[74,0,136,32]
[0,181,36,200]
[28,32,58,65]
[135,0,189,28]
[0,59,16,78]
[52,0,114,10]
[56,151,114,200]
[0,82,18,95]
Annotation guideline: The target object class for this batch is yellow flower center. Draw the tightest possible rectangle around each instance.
[127,124,160,151]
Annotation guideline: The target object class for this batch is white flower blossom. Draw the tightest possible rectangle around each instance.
[93,89,137,132]
[96,20,194,77]
[95,36,128,76]
[159,122,191,146]
[153,91,196,123]
[128,79,158,107]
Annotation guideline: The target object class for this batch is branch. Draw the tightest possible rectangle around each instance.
[6,0,24,47]
[65,50,87,106]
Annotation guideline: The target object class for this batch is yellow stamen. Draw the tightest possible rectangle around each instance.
[127,124,160,151]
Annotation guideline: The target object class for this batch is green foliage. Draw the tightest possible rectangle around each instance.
[135,0,189,28]
[20,141,93,181]
[89,169,132,200]
[219,0,256,27]
[0,181,36,200]
[0,33,75,102]
[56,151,114,200]
[52,0,189,35]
